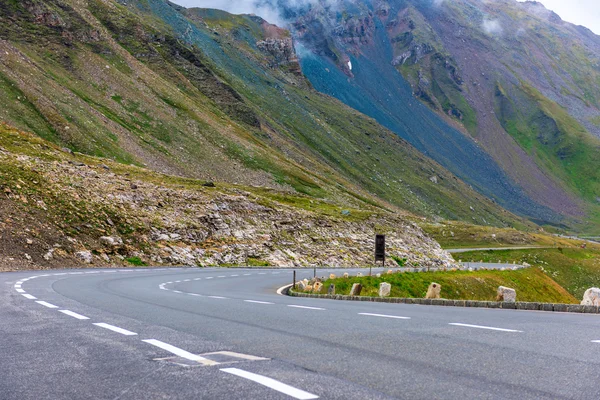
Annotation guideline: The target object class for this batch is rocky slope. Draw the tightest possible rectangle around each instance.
[272,0,600,231]
[0,123,456,271]
[0,0,528,230]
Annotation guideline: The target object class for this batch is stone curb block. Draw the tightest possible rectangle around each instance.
[288,290,598,314]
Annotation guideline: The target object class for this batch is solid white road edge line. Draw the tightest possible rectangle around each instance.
[15,288,25,293]
[221,367,319,400]
[449,323,522,333]
[276,284,293,295]
[93,323,138,336]
[244,300,274,305]
[22,294,37,300]
[36,301,59,309]
[288,305,325,311]
[359,313,411,320]
[142,339,218,366]
[59,310,90,320]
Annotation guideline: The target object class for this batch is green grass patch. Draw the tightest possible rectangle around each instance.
[319,268,576,303]
[458,248,600,299]
[125,256,147,266]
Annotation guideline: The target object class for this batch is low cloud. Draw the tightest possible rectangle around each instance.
[482,19,503,35]
[171,0,341,26]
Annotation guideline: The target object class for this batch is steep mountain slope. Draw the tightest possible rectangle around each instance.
[272,0,600,230]
[0,0,531,228]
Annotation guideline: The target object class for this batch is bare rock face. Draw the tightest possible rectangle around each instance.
[257,38,299,70]
[100,236,123,248]
[349,283,363,296]
[75,250,92,264]
[425,282,441,299]
[496,286,517,303]
[379,282,391,297]
[581,288,600,306]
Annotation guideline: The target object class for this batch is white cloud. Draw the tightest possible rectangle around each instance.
[170,0,340,26]
[482,19,503,35]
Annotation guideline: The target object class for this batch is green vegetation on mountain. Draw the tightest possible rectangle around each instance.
[0,0,531,229]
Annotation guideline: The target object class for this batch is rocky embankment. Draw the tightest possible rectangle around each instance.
[0,127,456,271]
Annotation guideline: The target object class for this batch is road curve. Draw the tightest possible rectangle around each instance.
[2,267,600,399]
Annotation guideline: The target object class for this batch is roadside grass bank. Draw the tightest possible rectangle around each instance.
[458,248,600,299]
[421,221,588,249]
[315,268,576,304]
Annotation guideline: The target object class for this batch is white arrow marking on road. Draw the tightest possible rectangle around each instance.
[93,323,137,336]
[221,368,319,400]
[359,313,411,320]
[142,339,217,366]
[449,323,522,332]
[36,301,59,309]
[59,310,90,320]
[288,305,325,310]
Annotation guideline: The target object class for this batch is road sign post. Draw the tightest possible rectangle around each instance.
[374,234,385,276]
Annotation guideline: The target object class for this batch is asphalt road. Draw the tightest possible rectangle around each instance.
[2,267,600,400]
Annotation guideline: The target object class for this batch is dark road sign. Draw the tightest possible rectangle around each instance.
[375,234,385,262]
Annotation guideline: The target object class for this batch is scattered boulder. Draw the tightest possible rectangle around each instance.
[357,272,363,277]
[343,273,349,278]
[387,269,393,275]
[496,286,516,302]
[313,282,323,292]
[328,284,335,295]
[349,283,362,296]
[581,288,600,306]
[100,236,123,248]
[43,249,55,261]
[379,282,391,297]
[376,273,381,278]
[296,281,306,291]
[329,273,336,279]
[305,285,313,292]
[425,282,441,299]
[75,250,93,264]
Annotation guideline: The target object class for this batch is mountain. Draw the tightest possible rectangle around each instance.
[269,0,600,231]
[0,0,531,230]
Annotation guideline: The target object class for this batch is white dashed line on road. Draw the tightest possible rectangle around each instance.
[244,300,274,305]
[208,296,228,299]
[22,294,37,300]
[449,323,522,333]
[217,276,226,278]
[59,310,90,320]
[221,368,319,400]
[359,313,411,320]
[243,274,251,276]
[36,301,59,309]
[142,339,217,366]
[15,288,25,293]
[93,323,138,336]
[592,340,600,343]
[287,305,325,311]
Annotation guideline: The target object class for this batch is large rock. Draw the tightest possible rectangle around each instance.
[425,282,441,299]
[295,281,306,291]
[349,283,362,296]
[328,284,335,295]
[581,288,600,306]
[379,282,391,297]
[313,281,323,292]
[100,236,123,248]
[75,250,93,264]
[496,286,516,302]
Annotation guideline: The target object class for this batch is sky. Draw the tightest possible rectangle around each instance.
[517,0,600,34]
[171,0,600,35]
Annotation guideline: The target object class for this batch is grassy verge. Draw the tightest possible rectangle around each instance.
[458,248,600,299]
[317,268,576,303]
[421,221,586,249]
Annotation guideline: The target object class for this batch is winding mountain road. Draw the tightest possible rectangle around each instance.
[2,267,599,399]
